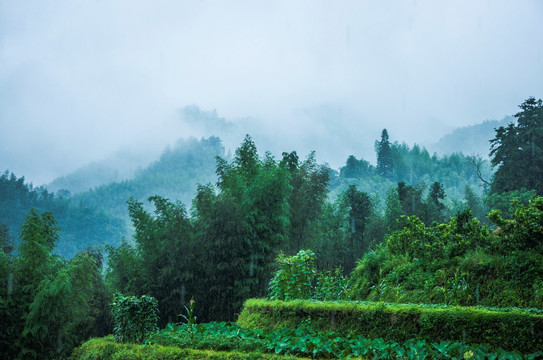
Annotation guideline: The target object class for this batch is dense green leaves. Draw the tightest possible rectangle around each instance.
[267,250,349,302]
[267,250,317,301]
[490,97,543,195]
[350,196,543,309]
[377,129,394,178]
[0,210,111,359]
[111,293,159,344]
[237,299,543,354]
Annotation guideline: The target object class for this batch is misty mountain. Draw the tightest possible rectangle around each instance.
[48,148,159,194]
[427,116,513,158]
[70,136,225,220]
[0,137,225,258]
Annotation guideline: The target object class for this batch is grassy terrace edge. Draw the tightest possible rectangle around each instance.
[72,335,312,360]
[236,299,543,353]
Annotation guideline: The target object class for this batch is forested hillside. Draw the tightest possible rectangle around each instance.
[426,116,513,157]
[47,148,157,194]
[2,123,494,259]
[0,137,224,257]
[70,136,224,221]
[1,98,542,359]
[0,172,125,258]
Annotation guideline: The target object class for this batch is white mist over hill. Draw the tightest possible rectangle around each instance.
[1,0,542,185]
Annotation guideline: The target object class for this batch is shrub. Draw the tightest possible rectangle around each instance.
[267,250,316,301]
[72,335,309,359]
[237,299,543,353]
[267,250,350,302]
[111,293,159,344]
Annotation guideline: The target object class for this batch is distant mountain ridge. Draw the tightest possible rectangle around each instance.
[47,149,157,194]
[427,116,513,157]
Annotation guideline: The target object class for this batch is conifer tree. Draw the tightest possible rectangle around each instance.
[490,97,543,195]
[376,129,394,178]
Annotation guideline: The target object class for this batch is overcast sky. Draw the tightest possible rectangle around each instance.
[1,0,542,185]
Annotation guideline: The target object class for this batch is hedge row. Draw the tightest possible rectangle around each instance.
[236,299,543,353]
[72,336,311,360]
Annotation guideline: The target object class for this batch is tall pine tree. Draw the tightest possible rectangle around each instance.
[490,97,543,195]
[376,129,394,178]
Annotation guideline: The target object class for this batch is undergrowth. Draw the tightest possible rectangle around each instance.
[148,321,543,359]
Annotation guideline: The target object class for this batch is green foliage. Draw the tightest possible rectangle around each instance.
[350,195,543,309]
[488,195,543,251]
[490,97,543,195]
[377,129,394,178]
[340,155,374,178]
[335,129,491,222]
[283,151,330,253]
[267,250,350,302]
[73,335,307,360]
[186,135,294,321]
[268,250,316,301]
[341,185,374,271]
[111,293,159,344]
[23,252,104,359]
[124,195,194,325]
[144,321,543,359]
[0,210,112,359]
[313,268,350,301]
[0,171,126,258]
[486,188,537,219]
[237,299,543,353]
[179,298,197,341]
[105,240,145,296]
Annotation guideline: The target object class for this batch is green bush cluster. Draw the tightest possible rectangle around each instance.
[111,293,159,344]
[349,197,543,309]
[72,335,310,360]
[267,250,350,302]
[237,299,543,353]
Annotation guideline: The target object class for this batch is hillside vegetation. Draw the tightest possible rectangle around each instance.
[1,98,542,359]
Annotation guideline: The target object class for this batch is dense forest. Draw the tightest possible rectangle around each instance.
[1,97,542,359]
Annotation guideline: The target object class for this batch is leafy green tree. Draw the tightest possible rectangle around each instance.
[311,201,349,271]
[16,210,60,304]
[126,195,193,325]
[192,137,291,320]
[1,210,61,359]
[488,195,543,251]
[0,225,17,358]
[341,185,373,272]
[105,240,145,296]
[485,188,537,219]
[282,151,330,252]
[23,252,104,359]
[376,129,394,178]
[385,186,403,231]
[192,185,251,321]
[490,97,543,195]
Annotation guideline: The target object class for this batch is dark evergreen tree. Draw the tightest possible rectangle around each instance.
[342,185,373,272]
[340,155,374,178]
[397,181,424,218]
[490,97,543,195]
[424,181,446,224]
[376,129,394,178]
